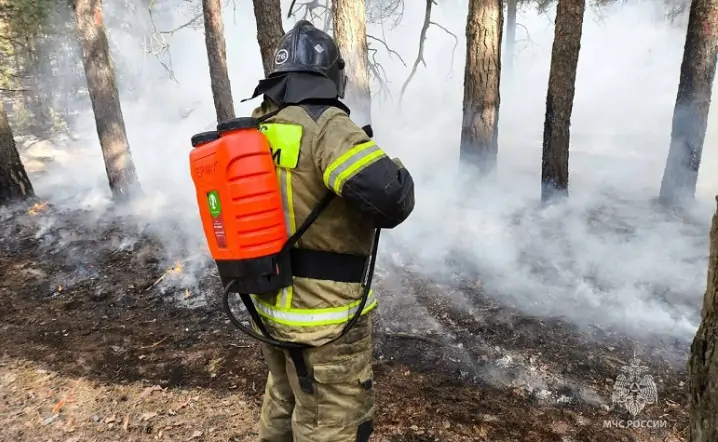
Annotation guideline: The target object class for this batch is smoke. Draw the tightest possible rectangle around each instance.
[20,0,716,351]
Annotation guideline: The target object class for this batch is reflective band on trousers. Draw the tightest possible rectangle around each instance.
[251,291,378,327]
[323,140,386,194]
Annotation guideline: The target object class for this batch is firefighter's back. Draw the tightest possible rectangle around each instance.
[250,102,379,346]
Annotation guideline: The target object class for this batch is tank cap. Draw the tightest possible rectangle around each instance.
[191,131,219,147]
[217,117,259,134]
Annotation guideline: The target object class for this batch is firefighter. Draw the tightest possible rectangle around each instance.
[240,20,415,442]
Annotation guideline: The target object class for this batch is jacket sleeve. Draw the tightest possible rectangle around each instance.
[313,112,415,229]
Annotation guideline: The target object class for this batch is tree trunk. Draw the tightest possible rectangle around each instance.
[459,0,503,177]
[27,40,53,136]
[332,0,372,125]
[658,0,718,207]
[540,0,585,202]
[75,0,140,200]
[202,0,235,122]
[252,0,284,76]
[689,195,718,442]
[9,37,31,119]
[505,0,517,75]
[0,105,34,206]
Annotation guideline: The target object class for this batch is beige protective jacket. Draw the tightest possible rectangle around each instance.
[248,100,414,345]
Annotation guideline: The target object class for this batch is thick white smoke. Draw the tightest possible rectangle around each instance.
[23,0,716,347]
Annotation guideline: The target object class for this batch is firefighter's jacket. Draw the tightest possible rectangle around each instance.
[249,100,415,346]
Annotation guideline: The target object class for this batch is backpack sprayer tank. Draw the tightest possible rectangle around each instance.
[189,117,291,295]
[189,113,378,352]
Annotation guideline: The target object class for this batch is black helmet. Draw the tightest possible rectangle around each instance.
[269,20,347,98]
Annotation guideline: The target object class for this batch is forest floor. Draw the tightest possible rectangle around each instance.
[0,199,693,442]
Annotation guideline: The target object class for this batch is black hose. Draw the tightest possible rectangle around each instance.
[221,282,309,349]
[222,229,381,350]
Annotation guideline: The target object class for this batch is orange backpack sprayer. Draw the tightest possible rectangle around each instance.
[189,114,379,350]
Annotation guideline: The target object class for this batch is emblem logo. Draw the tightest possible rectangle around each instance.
[611,357,658,417]
[207,190,221,218]
[274,49,289,65]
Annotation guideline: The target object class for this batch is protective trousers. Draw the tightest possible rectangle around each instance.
[258,318,374,442]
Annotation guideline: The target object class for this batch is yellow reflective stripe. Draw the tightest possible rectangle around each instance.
[276,167,296,308]
[323,141,386,194]
[251,291,377,327]
[278,286,292,309]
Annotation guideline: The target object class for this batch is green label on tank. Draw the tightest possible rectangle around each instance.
[207,190,221,218]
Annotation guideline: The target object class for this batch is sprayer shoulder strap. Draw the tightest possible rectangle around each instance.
[256,108,282,123]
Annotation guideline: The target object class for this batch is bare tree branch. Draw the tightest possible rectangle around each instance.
[365,33,404,101]
[399,0,459,100]
[509,22,534,57]
[367,0,404,28]
[428,20,457,78]
[286,1,407,101]
[367,34,406,66]
[0,35,28,49]
[288,0,299,17]
[366,30,406,100]
[158,13,203,35]
[368,48,392,100]
[516,22,531,37]
[0,87,29,92]
[289,0,405,31]
[322,0,332,31]
[145,0,231,83]
[146,0,183,82]
[287,0,327,22]
[5,72,32,79]
[399,0,434,103]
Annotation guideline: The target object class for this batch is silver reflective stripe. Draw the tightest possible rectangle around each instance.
[251,291,377,326]
[279,286,291,309]
[325,143,384,193]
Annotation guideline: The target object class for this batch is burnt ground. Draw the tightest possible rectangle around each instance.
[0,202,691,441]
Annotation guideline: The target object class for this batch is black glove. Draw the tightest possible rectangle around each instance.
[362,124,373,138]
